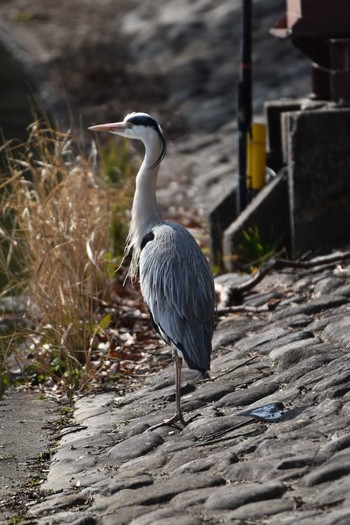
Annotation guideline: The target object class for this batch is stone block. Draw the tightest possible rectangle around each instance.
[204,481,286,510]
[107,432,164,465]
[264,98,303,170]
[207,184,237,268]
[283,108,350,255]
[223,171,290,271]
[323,317,350,350]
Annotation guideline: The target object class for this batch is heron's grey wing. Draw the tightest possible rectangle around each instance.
[139,223,215,373]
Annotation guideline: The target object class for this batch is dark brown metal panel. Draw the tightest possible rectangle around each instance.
[271,0,350,102]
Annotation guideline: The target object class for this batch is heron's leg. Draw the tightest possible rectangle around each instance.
[173,354,186,426]
[146,354,187,431]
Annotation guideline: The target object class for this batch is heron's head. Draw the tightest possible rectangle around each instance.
[88,112,167,168]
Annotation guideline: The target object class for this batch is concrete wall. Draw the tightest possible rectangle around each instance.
[223,172,290,270]
[215,103,350,271]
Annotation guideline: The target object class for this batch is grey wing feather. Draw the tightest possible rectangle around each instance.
[139,223,215,373]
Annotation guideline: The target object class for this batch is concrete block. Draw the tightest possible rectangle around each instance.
[207,185,237,269]
[283,108,350,255]
[265,99,303,171]
[265,99,326,171]
[223,172,290,272]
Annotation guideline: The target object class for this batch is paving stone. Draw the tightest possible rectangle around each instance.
[320,432,350,459]
[96,473,225,512]
[268,510,325,525]
[170,487,217,508]
[312,363,350,394]
[341,396,350,410]
[323,317,350,350]
[74,393,116,423]
[162,447,215,474]
[295,399,344,428]
[269,508,350,525]
[129,412,183,433]
[102,473,154,496]
[118,451,168,473]
[235,327,288,353]
[280,313,313,328]
[43,454,101,492]
[179,412,260,441]
[36,511,82,524]
[276,455,317,470]
[147,369,200,392]
[274,342,333,372]
[184,381,238,404]
[155,437,198,456]
[117,385,154,407]
[335,284,350,297]
[253,437,321,462]
[292,275,314,292]
[275,295,349,319]
[115,384,194,413]
[244,291,283,307]
[313,475,350,507]
[313,277,344,296]
[204,480,287,510]
[27,493,90,518]
[210,353,253,373]
[223,458,280,482]
[53,433,112,462]
[71,517,97,525]
[301,448,350,487]
[212,328,246,350]
[268,337,319,362]
[168,449,236,475]
[100,506,148,525]
[319,508,350,525]
[305,308,350,332]
[123,421,152,437]
[254,331,316,357]
[227,497,295,519]
[130,508,202,525]
[307,414,350,439]
[215,381,279,407]
[212,317,261,350]
[266,468,308,483]
[211,358,272,386]
[273,355,343,396]
[107,432,164,465]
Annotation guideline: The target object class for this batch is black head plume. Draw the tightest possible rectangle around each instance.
[126,112,167,169]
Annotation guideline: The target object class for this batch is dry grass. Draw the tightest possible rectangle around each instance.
[0,120,132,396]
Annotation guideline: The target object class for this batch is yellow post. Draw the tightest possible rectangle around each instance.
[247,122,266,191]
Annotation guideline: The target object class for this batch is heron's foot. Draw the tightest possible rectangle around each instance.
[146,412,188,432]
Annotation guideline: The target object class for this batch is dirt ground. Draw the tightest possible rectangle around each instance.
[0,389,60,522]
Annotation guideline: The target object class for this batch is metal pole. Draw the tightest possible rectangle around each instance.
[237,0,252,214]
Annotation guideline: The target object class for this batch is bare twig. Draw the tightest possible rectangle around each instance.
[228,250,350,301]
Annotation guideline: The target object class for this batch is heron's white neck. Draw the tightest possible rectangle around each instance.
[125,132,164,279]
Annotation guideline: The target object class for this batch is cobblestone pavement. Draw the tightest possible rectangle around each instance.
[21,256,350,525]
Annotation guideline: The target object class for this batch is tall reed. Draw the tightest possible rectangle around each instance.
[0,120,131,396]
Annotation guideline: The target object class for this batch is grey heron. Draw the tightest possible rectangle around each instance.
[89,112,215,428]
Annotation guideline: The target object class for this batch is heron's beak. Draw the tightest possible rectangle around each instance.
[88,122,127,133]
